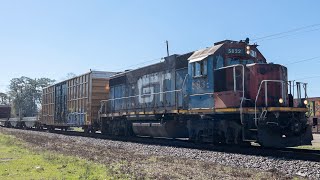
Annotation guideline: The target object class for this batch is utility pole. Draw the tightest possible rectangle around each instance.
[33,78,37,116]
[166,40,170,57]
[18,85,22,120]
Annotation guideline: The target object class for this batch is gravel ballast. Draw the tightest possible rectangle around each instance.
[1,127,319,179]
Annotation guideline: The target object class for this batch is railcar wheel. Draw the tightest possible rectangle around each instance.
[84,127,90,134]
[48,126,55,132]
[5,122,12,128]
[187,128,197,143]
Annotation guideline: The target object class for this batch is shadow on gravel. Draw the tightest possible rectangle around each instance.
[50,129,320,162]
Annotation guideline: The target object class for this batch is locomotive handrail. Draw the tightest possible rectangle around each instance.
[188,92,215,97]
[99,90,183,115]
[295,82,308,107]
[100,89,182,102]
[100,74,188,103]
[100,74,189,114]
[254,80,285,127]
[216,64,245,125]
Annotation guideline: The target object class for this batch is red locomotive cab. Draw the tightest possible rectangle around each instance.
[214,63,288,109]
[246,63,288,108]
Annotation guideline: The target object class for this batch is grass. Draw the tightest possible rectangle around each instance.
[295,143,320,150]
[295,134,320,150]
[0,133,115,180]
[70,127,84,132]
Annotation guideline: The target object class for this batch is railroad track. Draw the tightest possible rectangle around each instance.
[32,128,320,162]
[2,126,319,162]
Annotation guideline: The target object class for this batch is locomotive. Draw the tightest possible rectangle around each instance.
[99,39,313,148]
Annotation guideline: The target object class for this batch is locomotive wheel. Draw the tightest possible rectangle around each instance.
[196,131,204,143]
[101,121,108,135]
[90,128,96,134]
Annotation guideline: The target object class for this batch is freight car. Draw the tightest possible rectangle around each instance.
[41,71,116,132]
[0,105,39,128]
[99,39,313,148]
[0,105,11,126]
[304,97,320,133]
[2,117,39,128]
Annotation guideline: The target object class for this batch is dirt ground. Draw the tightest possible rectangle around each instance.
[308,134,320,149]
[0,128,301,180]
[313,134,320,143]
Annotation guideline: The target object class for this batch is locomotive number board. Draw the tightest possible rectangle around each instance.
[227,48,244,54]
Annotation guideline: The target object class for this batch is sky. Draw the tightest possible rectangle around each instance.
[0,0,319,97]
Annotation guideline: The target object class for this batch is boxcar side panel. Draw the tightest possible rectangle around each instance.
[41,86,55,125]
[90,78,110,124]
[67,73,90,126]
[54,82,67,124]
[42,71,114,127]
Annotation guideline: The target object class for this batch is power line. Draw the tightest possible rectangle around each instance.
[257,27,320,42]
[252,23,320,41]
[285,56,320,65]
[295,75,320,81]
[111,24,320,72]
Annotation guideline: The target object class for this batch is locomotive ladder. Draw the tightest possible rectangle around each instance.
[243,80,286,142]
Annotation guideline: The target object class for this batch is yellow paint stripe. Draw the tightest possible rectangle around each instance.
[266,107,308,112]
[106,107,308,117]
[215,108,239,113]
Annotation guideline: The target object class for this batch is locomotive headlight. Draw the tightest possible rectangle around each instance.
[246,46,250,50]
[304,99,308,105]
[246,50,250,55]
[279,98,284,104]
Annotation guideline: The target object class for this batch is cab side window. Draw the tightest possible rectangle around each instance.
[192,60,207,77]
[215,56,224,69]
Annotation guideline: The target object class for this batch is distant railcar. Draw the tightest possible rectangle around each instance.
[0,105,11,127]
[302,97,320,133]
[0,105,39,128]
[41,71,116,131]
[100,39,312,148]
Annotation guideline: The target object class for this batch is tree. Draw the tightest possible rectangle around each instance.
[8,76,55,117]
[34,78,55,104]
[66,73,77,79]
[0,92,9,104]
